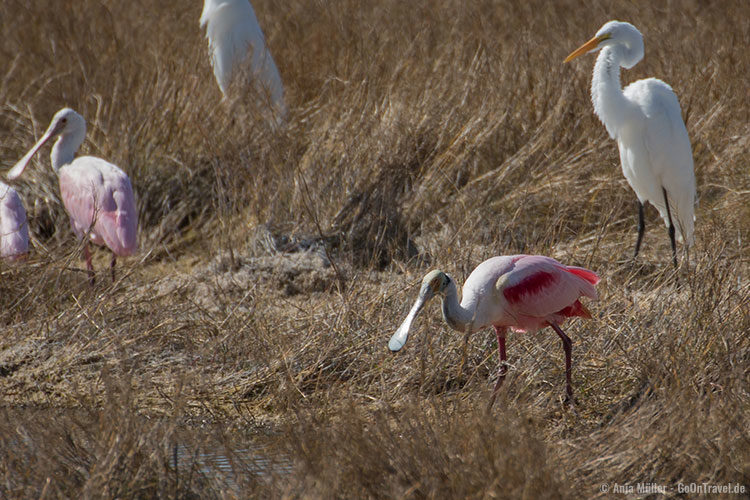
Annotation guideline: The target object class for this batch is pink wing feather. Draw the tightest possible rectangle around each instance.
[499,256,598,330]
[562,265,600,286]
[58,157,138,256]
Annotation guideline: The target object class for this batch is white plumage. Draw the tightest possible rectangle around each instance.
[566,21,696,264]
[200,0,286,113]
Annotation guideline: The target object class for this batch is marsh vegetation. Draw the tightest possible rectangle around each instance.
[0,0,748,497]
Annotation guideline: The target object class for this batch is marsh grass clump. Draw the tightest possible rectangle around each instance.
[0,373,285,498]
[0,0,748,497]
[283,400,571,499]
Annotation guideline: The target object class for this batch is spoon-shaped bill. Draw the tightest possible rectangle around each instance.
[388,294,430,351]
[7,121,62,181]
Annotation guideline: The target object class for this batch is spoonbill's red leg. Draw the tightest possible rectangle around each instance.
[549,322,573,401]
[84,243,95,285]
[110,254,117,282]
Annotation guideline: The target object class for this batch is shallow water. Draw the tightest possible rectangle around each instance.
[1,407,292,494]
[171,442,292,483]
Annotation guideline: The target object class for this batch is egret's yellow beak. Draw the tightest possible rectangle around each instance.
[564,34,608,63]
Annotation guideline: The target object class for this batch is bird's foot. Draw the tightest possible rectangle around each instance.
[562,393,578,416]
[486,367,509,412]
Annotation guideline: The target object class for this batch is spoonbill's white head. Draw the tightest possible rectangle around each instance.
[7,108,86,180]
[388,270,451,352]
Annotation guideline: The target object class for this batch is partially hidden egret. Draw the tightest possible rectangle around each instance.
[200,0,286,113]
[564,21,696,267]
[0,182,29,261]
[389,255,599,408]
[7,108,138,282]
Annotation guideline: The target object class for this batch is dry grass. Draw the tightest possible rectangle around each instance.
[0,0,748,497]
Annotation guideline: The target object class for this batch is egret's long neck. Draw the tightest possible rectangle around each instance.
[440,281,476,333]
[50,133,83,172]
[591,46,632,139]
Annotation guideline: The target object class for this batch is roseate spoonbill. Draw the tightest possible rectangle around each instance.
[564,21,696,267]
[7,108,137,282]
[389,255,599,408]
[0,182,29,261]
[200,0,286,113]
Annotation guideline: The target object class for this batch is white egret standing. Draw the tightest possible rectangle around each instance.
[8,108,138,283]
[564,21,696,267]
[200,0,286,113]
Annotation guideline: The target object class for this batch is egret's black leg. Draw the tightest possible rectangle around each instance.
[662,187,678,268]
[634,201,645,259]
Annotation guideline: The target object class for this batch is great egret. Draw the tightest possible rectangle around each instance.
[200,0,286,113]
[8,108,138,282]
[389,255,599,408]
[0,182,29,261]
[564,21,696,267]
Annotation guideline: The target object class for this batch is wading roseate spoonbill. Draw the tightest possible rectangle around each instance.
[0,182,29,261]
[7,108,137,282]
[201,0,286,113]
[564,21,696,267]
[389,255,599,408]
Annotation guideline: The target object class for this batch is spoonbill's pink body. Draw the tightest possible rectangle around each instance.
[8,108,137,282]
[0,181,29,261]
[389,255,600,407]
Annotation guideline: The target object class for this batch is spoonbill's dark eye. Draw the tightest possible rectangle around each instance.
[61,118,67,123]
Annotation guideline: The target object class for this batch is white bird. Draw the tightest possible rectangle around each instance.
[200,0,286,113]
[565,21,696,267]
[389,255,600,408]
[7,108,138,282]
[0,181,29,261]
